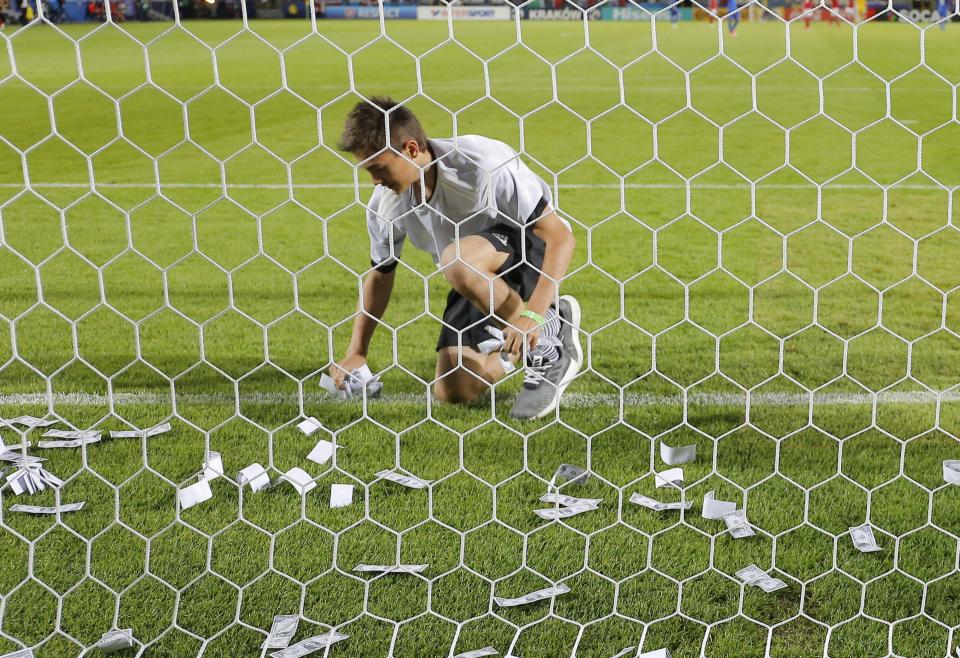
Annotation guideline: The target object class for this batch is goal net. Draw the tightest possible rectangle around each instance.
[0,1,959,657]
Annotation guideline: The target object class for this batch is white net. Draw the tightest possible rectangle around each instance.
[1,1,959,657]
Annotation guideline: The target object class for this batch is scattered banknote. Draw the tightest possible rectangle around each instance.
[534,504,598,521]
[0,416,56,428]
[494,583,570,607]
[41,429,100,440]
[307,439,337,465]
[37,436,102,449]
[0,447,40,464]
[638,650,672,658]
[99,628,134,653]
[539,493,602,508]
[610,648,635,658]
[629,493,692,511]
[660,441,696,466]
[179,478,213,510]
[0,649,34,657]
[110,422,172,439]
[551,464,590,487]
[330,483,354,508]
[297,417,322,437]
[375,469,431,489]
[944,460,960,485]
[849,524,883,553]
[10,502,84,514]
[476,325,516,374]
[723,510,755,538]
[654,468,684,489]
[202,452,224,481]
[702,491,737,520]
[6,465,63,495]
[320,364,383,400]
[736,564,787,592]
[453,648,498,658]
[238,464,271,492]
[352,564,428,574]
[281,467,316,495]
[263,615,299,649]
[269,631,349,658]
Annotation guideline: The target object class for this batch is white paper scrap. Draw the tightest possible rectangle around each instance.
[375,469,431,489]
[307,439,336,465]
[296,417,323,437]
[944,460,960,484]
[281,467,316,495]
[660,441,696,466]
[238,464,271,492]
[702,491,737,520]
[179,478,213,510]
[494,583,570,607]
[99,628,134,653]
[654,468,684,489]
[10,502,84,514]
[202,451,224,481]
[330,483,354,508]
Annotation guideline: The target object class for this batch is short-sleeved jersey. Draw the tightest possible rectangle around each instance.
[364,135,567,271]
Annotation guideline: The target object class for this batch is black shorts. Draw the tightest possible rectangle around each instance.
[436,198,549,352]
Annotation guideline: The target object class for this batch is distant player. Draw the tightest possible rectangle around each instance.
[727,0,739,34]
[669,2,681,26]
[709,0,718,22]
[829,0,840,24]
[937,0,948,30]
[332,97,583,420]
[844,0,856,22]
[803,0,812,28]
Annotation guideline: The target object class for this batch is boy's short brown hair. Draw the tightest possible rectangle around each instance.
[337,96,428,157]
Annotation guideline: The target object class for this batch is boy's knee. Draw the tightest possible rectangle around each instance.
[433,377,484,405]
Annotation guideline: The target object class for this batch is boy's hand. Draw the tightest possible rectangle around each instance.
[331,353,368,390]
[502,315,541,357]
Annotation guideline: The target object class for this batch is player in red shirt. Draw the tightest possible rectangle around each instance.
[708,0,718,22]
[829,0,840,24]
[803,0,812,28]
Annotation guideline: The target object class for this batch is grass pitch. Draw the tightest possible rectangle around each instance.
[1,13,960,658]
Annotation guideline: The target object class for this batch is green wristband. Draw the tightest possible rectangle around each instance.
[520,309,546,327]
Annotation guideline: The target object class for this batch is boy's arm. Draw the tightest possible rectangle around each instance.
[502,207,576,356]
[331,267,396,389]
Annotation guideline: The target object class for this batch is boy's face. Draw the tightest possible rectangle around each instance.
[359,140,423,195]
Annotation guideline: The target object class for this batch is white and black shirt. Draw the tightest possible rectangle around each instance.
[365,135,568,272]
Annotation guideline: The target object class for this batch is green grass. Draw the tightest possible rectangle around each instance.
[1,13,960,658]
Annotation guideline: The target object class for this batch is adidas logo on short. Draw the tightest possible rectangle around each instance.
[492,233,508,246]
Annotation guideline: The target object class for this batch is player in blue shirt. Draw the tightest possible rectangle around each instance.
[669,2,681,26]
[938,0,949,30]
[727,0,739,35]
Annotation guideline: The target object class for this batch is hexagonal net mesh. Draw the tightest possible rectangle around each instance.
[1,1,960,657]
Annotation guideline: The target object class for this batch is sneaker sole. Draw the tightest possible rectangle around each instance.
[532,295,583,419]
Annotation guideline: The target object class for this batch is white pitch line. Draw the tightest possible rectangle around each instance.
[0,182,949,190]
[0,390,956,408]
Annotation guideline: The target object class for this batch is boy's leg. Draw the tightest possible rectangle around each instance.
[433,346,518,404]
[439,235,524,327]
